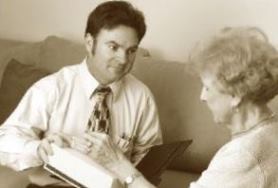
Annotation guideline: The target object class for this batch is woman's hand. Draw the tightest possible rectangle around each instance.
[84,132,156,188]
[85,132,124,168]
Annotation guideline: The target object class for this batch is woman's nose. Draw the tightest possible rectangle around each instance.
[200,87,207,102]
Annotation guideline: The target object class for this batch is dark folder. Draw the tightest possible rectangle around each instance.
[136,140,193,186]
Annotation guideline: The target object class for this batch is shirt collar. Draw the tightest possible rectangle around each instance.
[109,78,123,101]
[79,58,123,101]
[79,59,98,99]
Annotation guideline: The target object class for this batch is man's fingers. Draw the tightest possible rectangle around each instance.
[57,133,72,147]
[48,134,69,147]
[38,146,49,163]
[43,138,53,155]
[51,136,63,147]
[84,132,108,144]
[37,139,54,163]
[70,136,93,153]
[84,134,99,143]
[73,136,92,147]
[72,142,92,154]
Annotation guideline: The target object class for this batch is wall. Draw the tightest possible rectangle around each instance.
[1,0,278,62]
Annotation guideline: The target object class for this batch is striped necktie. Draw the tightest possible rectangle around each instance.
[88,86,111,133]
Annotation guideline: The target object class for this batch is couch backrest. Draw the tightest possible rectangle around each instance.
[131,58,230,172]
[0,36,235,173]
[0,39,41,85]
[2,36,278,173]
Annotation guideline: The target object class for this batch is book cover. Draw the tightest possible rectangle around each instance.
[44,144,121,188]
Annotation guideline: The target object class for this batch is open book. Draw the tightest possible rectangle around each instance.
[44,140,192,187]
[43,144,120,188]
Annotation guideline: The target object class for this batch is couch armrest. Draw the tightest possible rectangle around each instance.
[0,165,30,188]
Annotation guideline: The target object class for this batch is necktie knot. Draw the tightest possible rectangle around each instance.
[94,86,111,94]
[93,86,111,100]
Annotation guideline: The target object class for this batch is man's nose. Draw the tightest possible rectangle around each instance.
[117,50,128,64]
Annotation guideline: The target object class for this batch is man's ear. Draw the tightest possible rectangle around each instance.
[84,33,94,54]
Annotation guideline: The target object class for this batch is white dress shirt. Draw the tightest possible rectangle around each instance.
[0,60,162,173]
[190,117,278,188]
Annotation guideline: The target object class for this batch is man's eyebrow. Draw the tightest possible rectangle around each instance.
[105,41,138,49]
[105,41,119,46]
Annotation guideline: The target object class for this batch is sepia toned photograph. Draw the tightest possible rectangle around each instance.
[0,0,278,187]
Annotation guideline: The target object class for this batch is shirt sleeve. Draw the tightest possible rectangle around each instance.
[190,146,264,188]
[0,78,56,171]
[131,93,163,165]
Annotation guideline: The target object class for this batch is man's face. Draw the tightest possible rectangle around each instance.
[86,25,139,85]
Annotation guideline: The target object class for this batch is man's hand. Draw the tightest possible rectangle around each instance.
[70,133,94,154]
[85,132,124,168]
[37,133,71,163]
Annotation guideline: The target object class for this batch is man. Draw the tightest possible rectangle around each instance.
[0,1,162,187]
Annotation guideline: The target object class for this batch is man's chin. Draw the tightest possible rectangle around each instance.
[108,73,126,83]
[110,66,125,73]
[111,70,128,78]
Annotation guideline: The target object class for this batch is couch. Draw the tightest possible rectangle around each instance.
[3,36,276,188]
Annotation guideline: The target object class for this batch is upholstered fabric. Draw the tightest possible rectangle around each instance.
[159,170,199,188]
[0,40,41,86]
[131,58,230,172]
[0,37,232,186]
[38,36,86,72]
[0,165,30,188]
[0,59,49,124]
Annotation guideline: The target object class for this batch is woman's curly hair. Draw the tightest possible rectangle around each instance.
[191,26,278,103]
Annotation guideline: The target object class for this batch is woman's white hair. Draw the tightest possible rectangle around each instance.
[191,26,278,103]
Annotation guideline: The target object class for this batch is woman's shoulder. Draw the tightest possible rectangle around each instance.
[213,121,278,167]
[194,136,265,188]
[212,138,255,162]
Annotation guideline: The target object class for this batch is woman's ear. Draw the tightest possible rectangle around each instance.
[84,33,94,54]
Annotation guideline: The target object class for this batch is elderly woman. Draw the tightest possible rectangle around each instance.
[189,26,278,187]
[86,26,278,188]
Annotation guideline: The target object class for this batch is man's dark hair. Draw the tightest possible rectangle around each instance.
[85,1,146,42]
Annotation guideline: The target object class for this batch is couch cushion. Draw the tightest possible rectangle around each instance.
[0,39,41,86]
[0,165,30,188]
[131,58,230,173]
[0,59,49,124]
[38,36,87,72]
